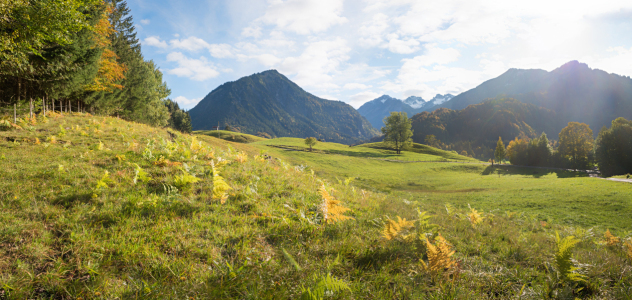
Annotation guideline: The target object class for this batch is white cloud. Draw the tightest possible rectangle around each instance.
[166,52,220,81]
[173,96,203,108]
[140,19,150,25]
[242,25,262,38]
[359,13,390,47]
[343,83,371,90]
[255,54,282,67]
[170,37,211,52]
[144,36,168,48]
[384,36,420,54]
[277,38,351,90]
[348,91,381,108]
[208,44,234,58]
[258,0,348,35]
[583,46,632,77]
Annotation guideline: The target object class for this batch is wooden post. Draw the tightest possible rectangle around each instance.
[14,104,16,123]
[29,98,33,119]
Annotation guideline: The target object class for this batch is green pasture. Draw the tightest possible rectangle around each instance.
[256,139,632,231]
[195,129,267,143]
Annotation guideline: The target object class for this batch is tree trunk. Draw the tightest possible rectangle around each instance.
[14,104,16,123]
[30,98,33,119]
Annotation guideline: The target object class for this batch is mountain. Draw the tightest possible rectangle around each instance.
[357,95,417,129]
[358,94,454,129]
[411,98,557,159]
[440,61,632,136]
[188,70,378,144]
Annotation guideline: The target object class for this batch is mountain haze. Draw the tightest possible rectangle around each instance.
[357,94,453,129]
[189,70,378,144]
[440,61,632,136]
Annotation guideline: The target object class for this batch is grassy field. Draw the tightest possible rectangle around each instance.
[1,113,631,299]
[255,140,632,231]
[195,129,267,143]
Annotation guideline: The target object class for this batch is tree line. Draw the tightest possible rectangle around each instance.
[0,0,191,133]
[493,119,632,176]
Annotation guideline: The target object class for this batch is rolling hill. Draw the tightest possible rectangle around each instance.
[188,70,378,144]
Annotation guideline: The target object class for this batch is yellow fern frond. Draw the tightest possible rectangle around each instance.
[34,137,40,145]
[382,216,414,240]
[319,184,353,224]
[468,208,484,227]
[555,232,586,282]
[603,229,620,246]
[235,152,247,163]
[212,161,232,203]
[625,240,632,261]
[421,235,456,274]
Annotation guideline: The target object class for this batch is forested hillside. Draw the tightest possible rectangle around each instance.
[189,70,378,144]
[440,61,632,136]
[411,98,557,159]
[0,0,189,131]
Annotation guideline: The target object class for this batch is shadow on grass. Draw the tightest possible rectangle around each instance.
[481,165,589,178]
[51,192,93,208]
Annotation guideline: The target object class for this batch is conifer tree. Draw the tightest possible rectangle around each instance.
[494,136,506,164]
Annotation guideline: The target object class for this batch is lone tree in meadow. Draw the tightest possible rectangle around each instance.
[382,112,413,154]
[559,122,594,169]
[304,137,317,151]
[494,137,506,164]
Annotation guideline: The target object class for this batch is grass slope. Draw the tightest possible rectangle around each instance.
[1,113,631,299]
[195,130,267,143]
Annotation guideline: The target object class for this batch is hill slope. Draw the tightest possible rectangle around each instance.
[189,70,378,144]
[1,113,632,298]
[440,61,632,135]
[411,98,557,158]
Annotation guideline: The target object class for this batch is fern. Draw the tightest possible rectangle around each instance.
[282,248,302,271]
[173,172,200,192]
[235,152,247,163]
[554,232,586,282]
[382,216,414,241]
[300,273,351,300]
[468,208,484,227]
[603,229,620,246]
[211,160,232,204]
[132,164,151,184]
[319,184,353,224]
[625,239,632,261]
[58,125,66,137]
[445,203,454,215]
[420,234,456,274]
[93,171,115,198]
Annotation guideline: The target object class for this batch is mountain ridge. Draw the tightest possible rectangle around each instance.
[357,94,453,129]
[189,70,378,144]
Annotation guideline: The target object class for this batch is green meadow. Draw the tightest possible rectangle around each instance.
[1,114,631,299]
[254,138,632,231]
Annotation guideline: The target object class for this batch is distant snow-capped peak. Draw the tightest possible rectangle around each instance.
[403,96,426,109]
[430,94,454,105]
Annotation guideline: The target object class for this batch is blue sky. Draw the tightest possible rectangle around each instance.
[128,0,632,109]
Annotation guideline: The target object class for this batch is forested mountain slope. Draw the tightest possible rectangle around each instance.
[440,61,632,136]
[189,70,378,144]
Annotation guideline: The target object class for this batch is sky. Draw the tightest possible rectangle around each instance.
[128,0,632,109]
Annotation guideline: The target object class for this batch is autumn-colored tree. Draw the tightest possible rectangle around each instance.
[558,122,594,169]
[494,136,506,163]
[84,3,126,92]
[382,112,413,154]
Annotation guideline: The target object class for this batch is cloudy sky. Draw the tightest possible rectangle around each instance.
[129,0,632,109]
